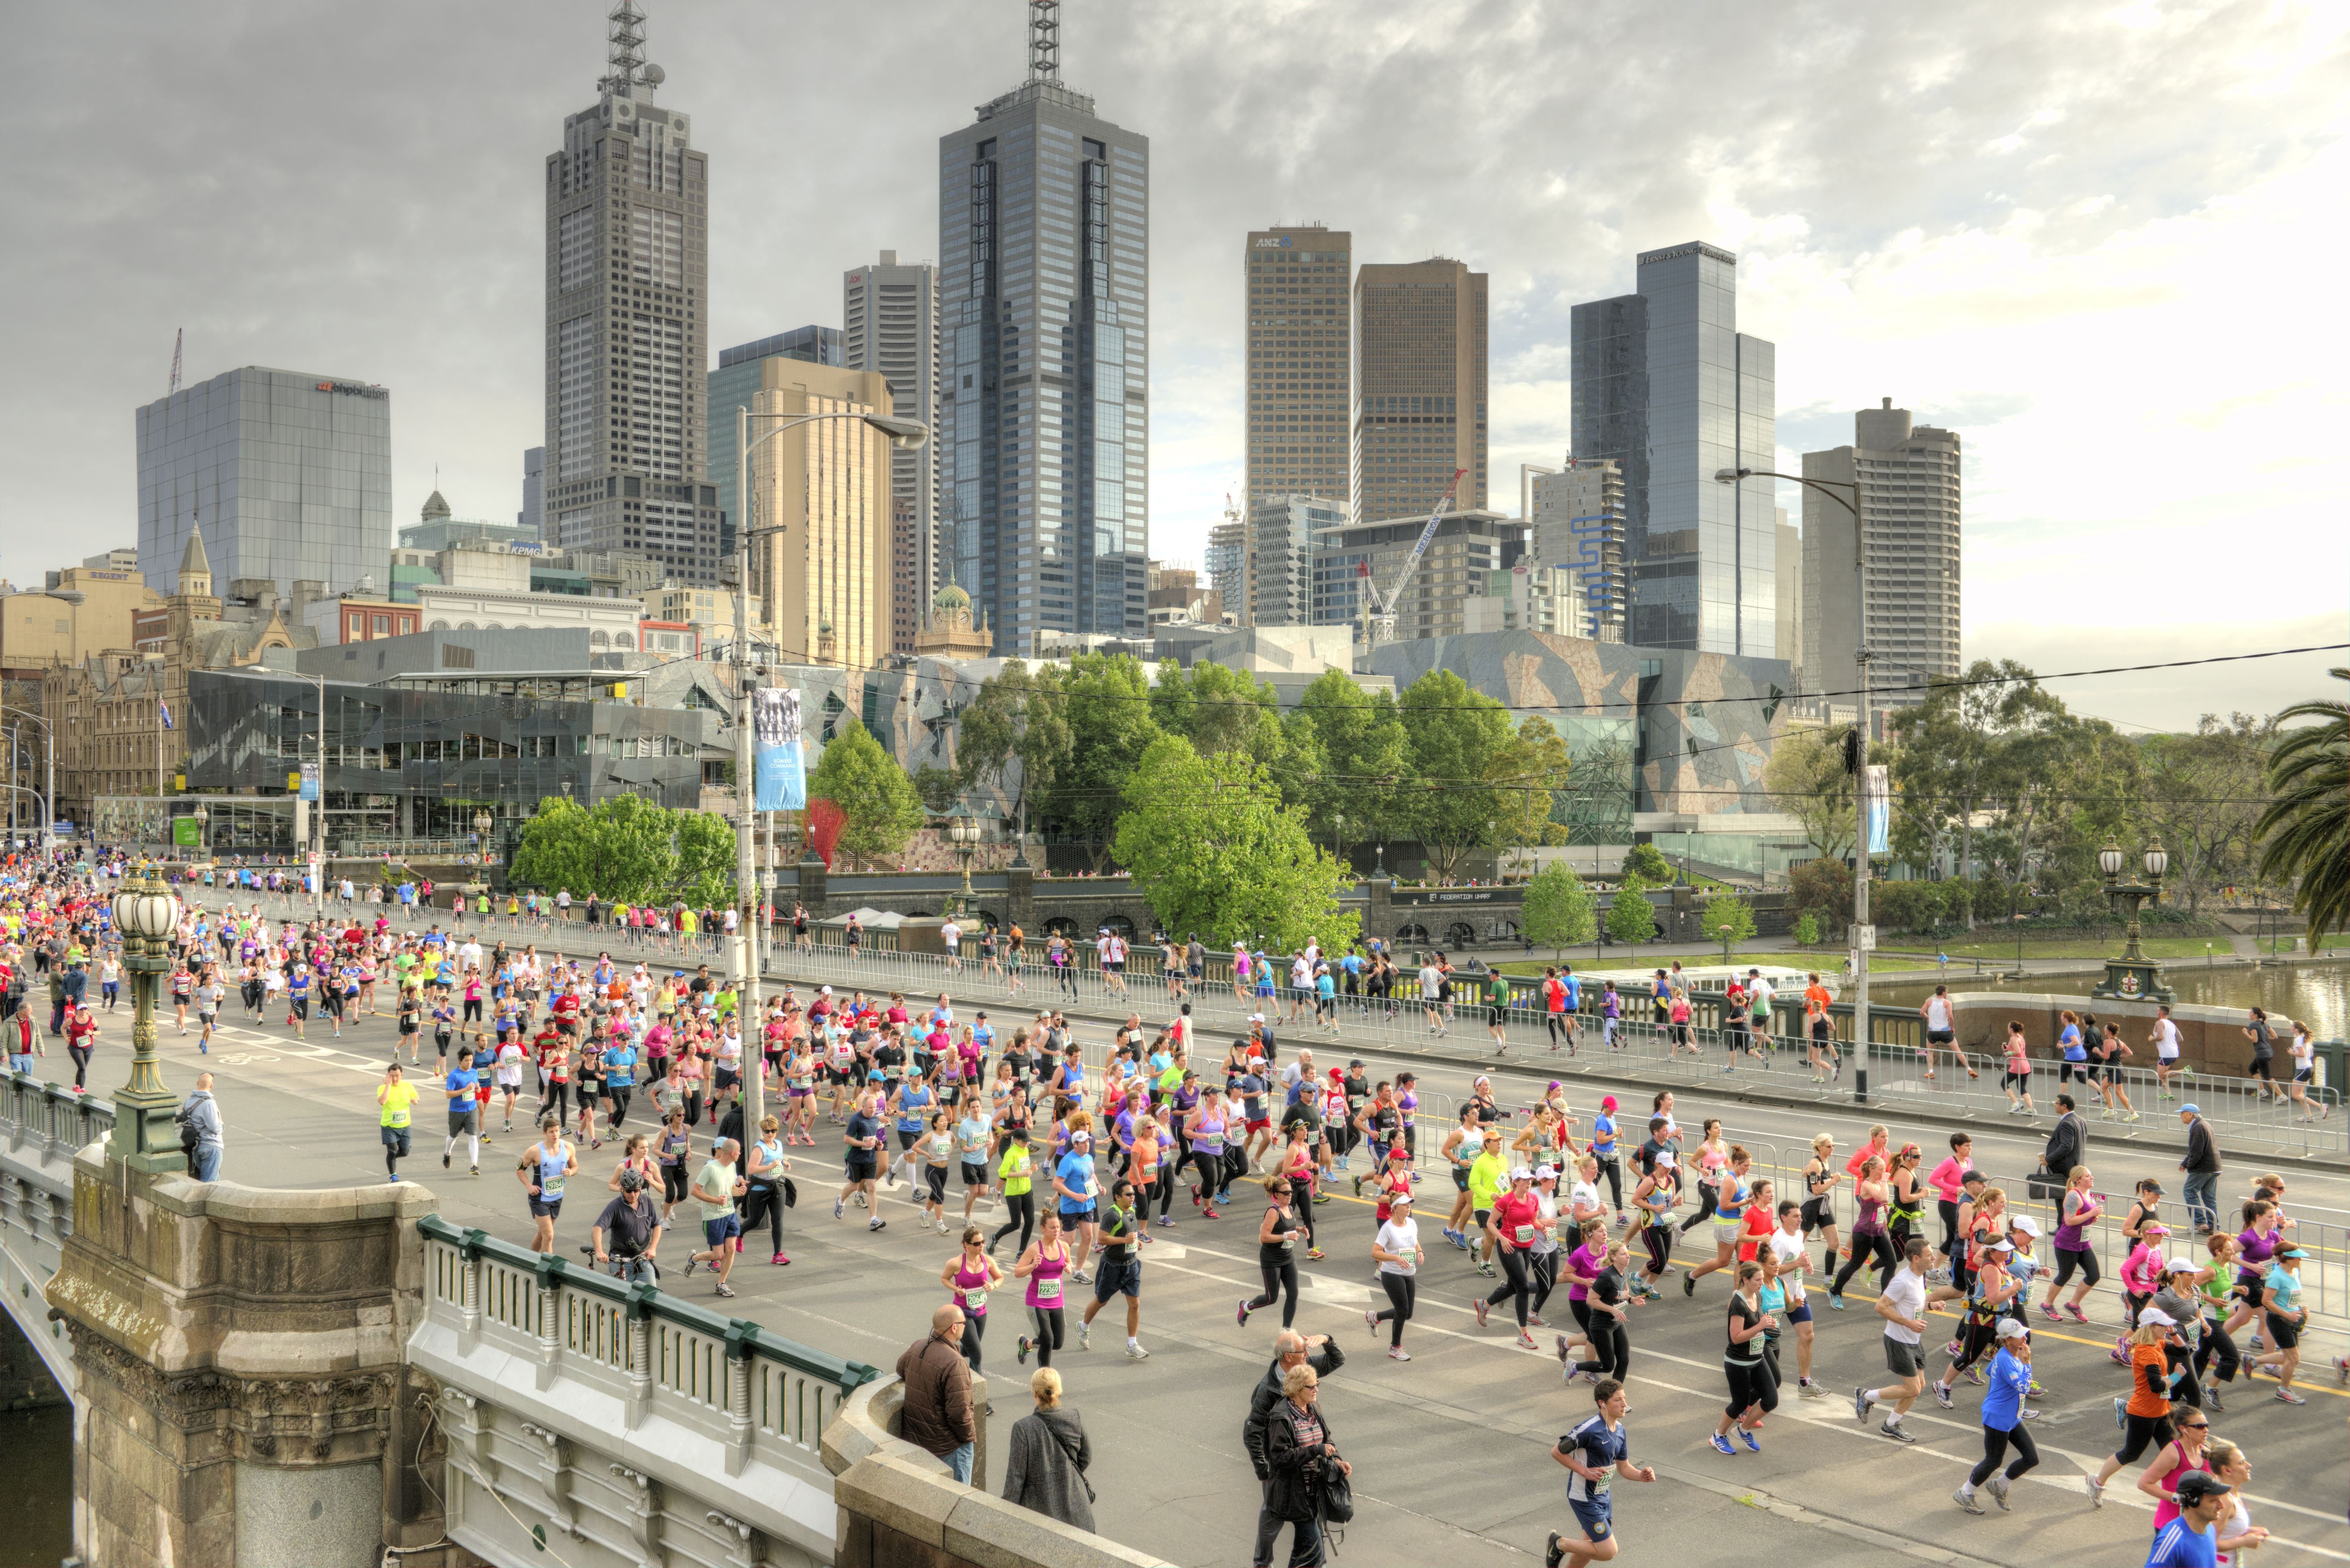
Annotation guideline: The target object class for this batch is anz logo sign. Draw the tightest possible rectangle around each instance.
[1252,236,1294,249]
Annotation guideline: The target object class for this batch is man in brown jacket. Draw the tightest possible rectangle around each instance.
[896,1303,978,1484]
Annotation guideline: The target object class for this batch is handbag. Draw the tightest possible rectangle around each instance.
[1318,1456,1355,1525]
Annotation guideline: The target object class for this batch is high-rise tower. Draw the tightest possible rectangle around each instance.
[544,2,721,584]
[1244,225,1351,514]
[940,0,1150,655]
[1351,258,1487,526]
[845,252,944,646]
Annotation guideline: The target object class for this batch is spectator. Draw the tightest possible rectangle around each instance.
[1260,1362,1348,1568]
[1244,1332,1344,1565]
[179,1072,224,1181]
[2035,1094,2086,1198]
[1002,1367,1095,1531]
[2178,1104,2220,1233]
[896,1303,978,1484]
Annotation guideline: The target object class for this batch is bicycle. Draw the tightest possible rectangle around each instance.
[579,1242,661,1286]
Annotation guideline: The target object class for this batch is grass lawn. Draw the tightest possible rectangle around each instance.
[1893,935,2218,962]
[2259,932,2347,954]
[1499,951,1920,977]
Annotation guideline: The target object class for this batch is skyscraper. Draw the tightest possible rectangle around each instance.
[518,446,545,540]
[1528,459,1629,642]
[1803,400,1961,709]
[136,366,392,601]
[742,360,898,671]
[1244,225,1351,515]
[940,0,1150,655]
[709,327,846,560]
[1570,242,1775,655]
[1247,493,1343,628]
[543,2,722,585]
[1351,258,1488,526]
[844,252,944,639]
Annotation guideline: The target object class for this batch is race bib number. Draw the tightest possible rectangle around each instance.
[964,1287,988,1313]
[1514,1224,1537,1246]
[542,1171,565,1198]
[1037,1277,1062,1302]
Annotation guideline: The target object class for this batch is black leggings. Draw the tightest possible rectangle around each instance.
[741,1183,784,1251]
[542,1081,572,1120]
[67,1044,91,1089]
[1530,1251,1558,1315]
[2052,1245,2099,1289]
[1681,1182,1721,1234]
[1642,1224,1672,1280]
[2165,1345,2203,1410]
[1027,1304,1064,1368]
[2195,1323,2240,1385]
[1249,1258,1300,1327]
[1969,1423,2040,1487]
[1375,1273,1416,1347]
[960,1312,988,1375]
[1189,1149,1224,1201]
[1486,1249,1533,1328]
[2112,1410,2175,1465]
[992,1192,1035,1254]
[606,1087,632,1129]
[1833,1231,1898,1296]
[1577,1315,1631,1381]
[1725,1357,1778,1419]
[1937,1199,1962,1259]
[1595,1158,1622,1210]
[1152,1168,1175,1220]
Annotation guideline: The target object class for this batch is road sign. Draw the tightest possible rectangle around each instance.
[1852,923,1877,952]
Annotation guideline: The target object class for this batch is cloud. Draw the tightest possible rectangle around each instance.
[3,0,2345,729]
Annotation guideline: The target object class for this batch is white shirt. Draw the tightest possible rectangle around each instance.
[2153,1018,2182,1058]
[1750,979,1774,1011]
[941,921,961,948]
[1376,1218,1420,1276]
[1770,1229,1808,1303]
[1924,995,1953,1030]
[1881,1265,1928,1345]
[1569,1181,1604,1222]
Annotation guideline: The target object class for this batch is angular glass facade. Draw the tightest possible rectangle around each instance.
[136,367,393,601]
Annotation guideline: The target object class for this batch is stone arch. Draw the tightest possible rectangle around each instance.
[428,620,450,631]
[590,631,611,649]
[457,621,477,631]
[616,633,635,650]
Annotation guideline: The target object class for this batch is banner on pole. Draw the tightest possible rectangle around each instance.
[752,687,806,813]
[1862,763,1890,857]
[299,761,321,802]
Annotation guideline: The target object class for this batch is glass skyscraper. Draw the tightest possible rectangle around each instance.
[939,0,1149,655]
[135,366,393,600]
[1570,242,1775,656]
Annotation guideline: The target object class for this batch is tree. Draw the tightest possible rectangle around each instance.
[1112,734,1359,954]
[1889,661,2066,926]
[1492,715,1574,876]
[1036,653,1161,869]
[1278,669,1414,865]
[955,658,1071,829]
[1522,861,1597,954]
[806,715,926,870]
[1604,878,1657,949]
[672,809,737,907]
[1787,857,1851,938]
[2137,714,2271,916]
[1398,669,1517,881]
[2256,667,2350,940]
[1150,659,1283,763]
[509,794,731,905]
[1764,724,1856,863]
[1704,892,1757,960]
[1620,843,1673,885]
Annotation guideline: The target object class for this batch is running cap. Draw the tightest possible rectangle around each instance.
[2174,1472,2230,1507]
[1961,1169,1989,1184]
[2178,1103,2200,1115]
[821,985,833,994]
[2164,1256,2199,1274]
[1655,1151,1678,1168]
[1985,1238,2015,1253]
[2142,1222,2172,1236]
[1509,1166,1534,1182]
[1994,1317,2028,1339]
[1387,1190,1413,1207]
[1600,1095,1618,1111]
[1534,1164,1559,1181]
[2277,1244,2309,1259]
[2008,1216,2041,1237]
[2139,1307,2178,1327]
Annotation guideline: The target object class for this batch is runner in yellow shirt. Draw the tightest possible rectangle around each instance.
[377,1064,420,1181]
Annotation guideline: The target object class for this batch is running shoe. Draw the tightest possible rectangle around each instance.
[682,1255,699,1278]
[1683,1273,1696,1297]
[1943,1339,1962,1357]
[442,1153,451,1170]
[1932,1379,1954,1409]
[1962,1365,1986,1387]
[1389,1346,1411,1362]
[1797,1380,1823,1399]
[2205,1384,2226,1412]
[771,1252,789,1265]
[2087,1477,2105,1508]
[1068,1270,1088,1284]
[1852,1387,1871,1421]
[868,1218,886,1232]
[1879,1419,1916,1444]
[833,1199,845,1220]
[1987,1475,2011,1510]
[1126,1342,1150,1361]
[1739,1427,1761,1453]
[714,1283,735,1298]
[1515,1332,1538,1352]
[1953,1487,1986,1515]
[2274,1388,2307,1405]
[1474,1298,1491,1329]
[1709,1433,1738,1456]
[2064,1304,2090,1325]
[1545,1533,1566,1568]
[1366,1309,1381,1339]
[1017,1336,1032,1365]
[1154,1216,1175,1228]
[1236,1300,1251,1328]
[1528,1313,1546,1328]
[1826,1292,1845,1311]
[2038,1303,2061,1323]
[1078,1323,1091,1351]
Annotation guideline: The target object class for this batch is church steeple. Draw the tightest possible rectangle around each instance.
[177,520,212,598]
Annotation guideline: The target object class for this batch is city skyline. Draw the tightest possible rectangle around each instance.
[5,0,2346,723]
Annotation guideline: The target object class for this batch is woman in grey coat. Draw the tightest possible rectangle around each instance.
[1002,1367,1095,1532]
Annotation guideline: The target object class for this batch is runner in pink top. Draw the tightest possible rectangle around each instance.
[1927,1133,1977,1275]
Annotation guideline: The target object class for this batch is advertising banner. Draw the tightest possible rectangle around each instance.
[752,687,806,813]
[1862,763,1890,857]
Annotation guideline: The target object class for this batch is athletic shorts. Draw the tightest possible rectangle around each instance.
[1927,1030,1955,1045]
[924,1166,948,1204]
[1246,1118,1270,1134]
[1801,1197,1832,1232]
[1473,1208,1492,1230]
[703,1213,742,1249]
[2293,1067,2313,1084]
[1784,1301,1814,1325]
[379,1126,411,1154]
[447,1109,475,1136]
[529,1197,563,1219]
[1567,1499,1613,1544]
[1060,1203,1098,1225]
[399,1020,418,1036]
[2265,1311,2301,1351]
[961,1160,989,1188]
[1883,1338,1923,1378]
[1093,1256,1141,1301]
[845,1155,876,1183]
[290,999,309,1019]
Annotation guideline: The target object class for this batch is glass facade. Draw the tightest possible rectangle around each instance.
[136,367,393,601]
[941,43,1149,654]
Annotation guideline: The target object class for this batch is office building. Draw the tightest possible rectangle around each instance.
[1570,241,1775,655]
[2,565,163,679]
[1352,258,1487,525]
[742,360,897,669]
[844,253,944,643]
[1206,504,1248,628]
[708,325,847,556]
[1527,459,1629,642]
[543,2,722,586]
[1310,508,1517,640]
[1247,494,1341,628]
[399,488,542,554]
[1774,507,1801,671]
[1803,399,1961,709]
[519,447,546,538]
[136,366,393,602]
[1245,225,1351,515]
[940,0,1150,654]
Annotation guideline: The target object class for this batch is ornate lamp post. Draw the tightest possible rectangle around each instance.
[947,814,980,897]
[191,802,208,855]
[108,863,187,1171]
[2092,837,2174,1003]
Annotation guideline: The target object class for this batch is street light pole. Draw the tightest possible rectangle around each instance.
[1719,463,1865,1100]
[730,403,929,1138]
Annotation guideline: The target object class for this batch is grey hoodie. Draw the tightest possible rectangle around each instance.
[181,1089,224,1149]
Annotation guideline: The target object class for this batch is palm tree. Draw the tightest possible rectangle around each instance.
[2254,667,2349,940]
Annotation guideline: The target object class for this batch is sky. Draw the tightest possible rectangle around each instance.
[7,0,2347,730]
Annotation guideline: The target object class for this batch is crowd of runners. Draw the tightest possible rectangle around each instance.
[0,847,2337,1568]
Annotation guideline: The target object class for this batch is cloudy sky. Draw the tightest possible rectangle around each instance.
[9,0,2346,729]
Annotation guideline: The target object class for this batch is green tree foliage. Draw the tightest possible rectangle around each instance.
[510,794,734,905]
[806,715,927,870]
[1889,661,2066,926]
[1704,892,1757,957]
[1604,879,1657,949]
[1493,716,1574,874]
[1522,861,1597,954]
[1277,668,1414,864]
[1793,912,1822,946]
[1764,725,1855,863]
[1398,669,1518,881]
[954,659,1072,826]
[1620,842,1673,884]
[911,765,964,816]
[1787,857,1851,937]
[1112,734,1359,953]
[1039,653,1162,869]
[2256,667,2350,939]
[1150,659,1284,763]
[2136,714,2272,916]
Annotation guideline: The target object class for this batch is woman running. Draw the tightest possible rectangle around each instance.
[2194,1231,2243,1410]
[2093,1019,2138,1121]
[1828,1157,1896,1307]
[1630,1152,1680,1300]
[1237,1175,1307,1330]
[2042,1164,2103,1322]
[990,1128,1037,1257]
[741,1116,792,1265]
[2089,1313,2181,1506]
[1475,1167,1545,1351]
[2200,1438,2270,1562]
[2284,1020,2328,1120]
[1278,1123,1324,1261]
[1767,1202,1820,1397]
[1679,1120,1730,1237]
[1800,1133,1842,1277]
[1011,1212,1072,1368]
[1558,1239,1634,1388]
[941,1226,1004,1374]
[1710,1261,1777,1455]
[1999,1021,2037,1115]
[2247,1244,2310,1402]
[1367,1189,1423,1360]
[911,1110,953,1234]
[1684,1146,1753,1296]
[1885,1144,1927,1260]
[1951,1319,2037,1513]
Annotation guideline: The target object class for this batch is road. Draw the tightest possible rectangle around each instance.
[57,949,2350,1568]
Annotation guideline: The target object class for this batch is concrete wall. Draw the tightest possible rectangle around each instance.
[1947,991,2271,1076]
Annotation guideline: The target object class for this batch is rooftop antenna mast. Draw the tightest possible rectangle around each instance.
[599,1,648,95]
[1027,0,1060,83]
[168,328,182,395]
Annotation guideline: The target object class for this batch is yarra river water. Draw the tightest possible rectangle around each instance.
[1875,958,2350,1039]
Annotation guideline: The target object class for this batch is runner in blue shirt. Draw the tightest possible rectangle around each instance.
[601,1040,638,1130]
[2143,1472,2233,1567]
[1054,1131,1099,1284]
[442,1050,481,1174]
[1543,1378,1654,1568]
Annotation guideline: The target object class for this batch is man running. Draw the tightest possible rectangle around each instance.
[1544,1377,1655,1568]
[375,1062,419,1180]
[681,1136,745,1298]
[1078,1178,1149,1360]
[1853,1236,1936,1442]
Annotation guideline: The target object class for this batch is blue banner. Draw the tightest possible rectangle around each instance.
[1863,764,1890,857]
[752,687,806,812]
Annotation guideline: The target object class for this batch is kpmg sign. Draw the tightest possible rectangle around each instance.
[314,380,389,400]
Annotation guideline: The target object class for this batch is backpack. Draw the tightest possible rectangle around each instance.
[175,1097,203,1160]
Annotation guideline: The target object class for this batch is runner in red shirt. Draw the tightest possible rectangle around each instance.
[1475,1167,1547,1349]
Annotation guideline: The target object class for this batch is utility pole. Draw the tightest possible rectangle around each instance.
[733,404,765,1140]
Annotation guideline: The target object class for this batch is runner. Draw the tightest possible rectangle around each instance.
[941,1225,1005,1374]
[1951,1319,2038,1513]
[1683,1145,1753,1297]
[680,1137,745,1298]
[1851,1236,1936,1443]
[1237,1174,1307,1330]
[1828,1155,1896,1306]
[1710,1261,1776,1455]
[741,1116,793,1265]
[441,1047,481,1176]
[514,1115,577,1256]
[2246,1244,2310,1402]
[1541,1378,1655,1568]
[1078,1178,1148,1359]
[2090,1312,2183,1504]
[1012,1211,1073,1367]
[375,1062,419,1180]
[834,1084,888,1233]
[1767,1202,1820,1397]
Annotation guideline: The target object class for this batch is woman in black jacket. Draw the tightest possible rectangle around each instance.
[1259,1363,1349,1568]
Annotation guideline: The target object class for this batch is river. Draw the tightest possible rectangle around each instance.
[1876,959,2350,1038]
[0,1404,73,1566]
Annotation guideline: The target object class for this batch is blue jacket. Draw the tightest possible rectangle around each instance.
[1981,1346,2032,1429]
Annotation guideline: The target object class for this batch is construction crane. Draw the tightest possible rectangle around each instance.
[1356,467,1466,647]
[168,327,183,394]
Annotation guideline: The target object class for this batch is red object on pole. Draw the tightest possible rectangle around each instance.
[807,799,845,869]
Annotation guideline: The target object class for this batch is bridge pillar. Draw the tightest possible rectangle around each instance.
[1006,861,1036,936]
[45,1151,468,1568]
